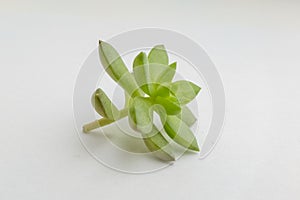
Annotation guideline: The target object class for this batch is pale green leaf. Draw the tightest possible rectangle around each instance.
[170,80,201,104]
[128,97,153,134]
[148,45,169,65]
[156,62,177,83]
[177,106,197,127]
[148,45,171,83]
[98,40,141,97]
[143,126,175,161]
[163,115,199,151]
[91,88,120,120]
[132,52,155,95]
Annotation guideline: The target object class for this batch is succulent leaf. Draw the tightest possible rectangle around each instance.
[170,80,201,105]
[98,40,142,97]
[128,97,153,134]
[143,126,175,161]
[163,115,199,151]
[177,106,197,127]
[91,88,120,120]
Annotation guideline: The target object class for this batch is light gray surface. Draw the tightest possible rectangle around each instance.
[0,1,299,199]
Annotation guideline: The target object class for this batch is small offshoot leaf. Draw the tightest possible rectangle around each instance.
[91,88,120,120]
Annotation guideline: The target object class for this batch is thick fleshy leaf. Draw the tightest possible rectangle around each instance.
[128,97,153,134]
[143,126,175,161]
[170,80,201,104]
[91,88,120,120]
[154,95,181,115]
[154,106,199,151]
[148,45,169,65]
[148,45,171,83]
[156,62,177,83]
[98,40,141,97]
[163,115,199,151]
[177,106,197,127]
[132,52,155,95]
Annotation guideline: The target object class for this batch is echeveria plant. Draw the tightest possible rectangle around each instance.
[83,41,201,161]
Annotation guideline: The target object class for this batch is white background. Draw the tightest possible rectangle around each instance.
[1,0,299,199]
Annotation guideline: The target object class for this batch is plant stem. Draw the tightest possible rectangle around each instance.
[82,108,128,133]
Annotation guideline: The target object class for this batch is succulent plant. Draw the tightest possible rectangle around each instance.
[83,41,201,161]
